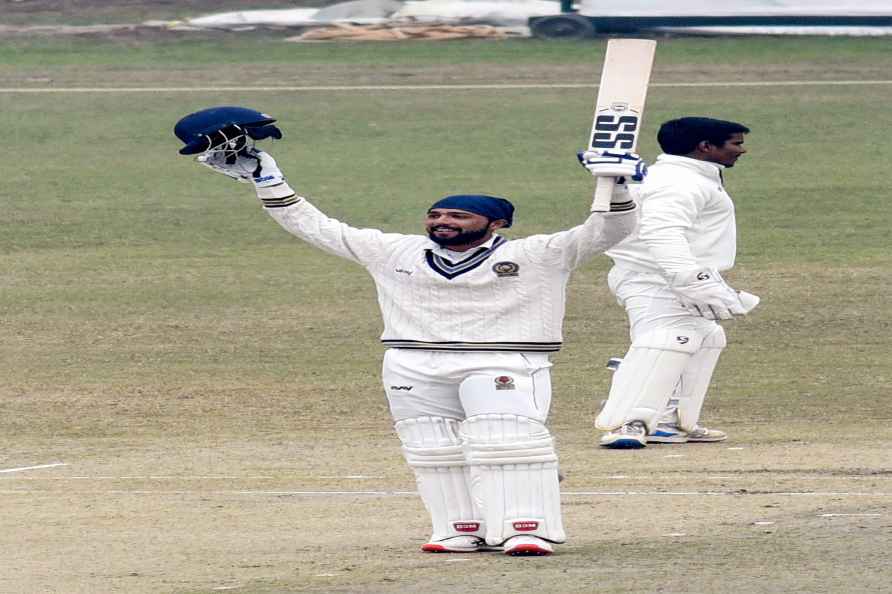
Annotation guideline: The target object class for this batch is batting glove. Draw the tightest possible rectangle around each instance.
[669,268,757,320]
[577,150,647,182]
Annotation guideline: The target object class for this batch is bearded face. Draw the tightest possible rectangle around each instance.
[425,209,498,248]
[427,221,492,246]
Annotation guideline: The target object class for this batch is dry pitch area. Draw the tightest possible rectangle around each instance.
[4,423,890,593]
[1,21,891,594]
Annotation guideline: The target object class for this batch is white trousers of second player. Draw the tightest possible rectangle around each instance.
[384,349,566,546]
[595,266,728,433]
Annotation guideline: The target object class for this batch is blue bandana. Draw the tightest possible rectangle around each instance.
[428,194,514,228]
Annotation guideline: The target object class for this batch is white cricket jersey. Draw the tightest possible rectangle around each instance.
[606,154,737,276]
[262,197,636,352]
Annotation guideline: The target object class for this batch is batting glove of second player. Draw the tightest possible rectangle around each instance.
[669,268,760,320]
[577,150,647,182]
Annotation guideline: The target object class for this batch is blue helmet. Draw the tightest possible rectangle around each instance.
[174,106,283,155]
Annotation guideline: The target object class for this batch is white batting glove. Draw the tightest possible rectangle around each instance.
[737,290,761,314]
[199,148,295,200]
[669,268,757,320]
[577,150,647,182]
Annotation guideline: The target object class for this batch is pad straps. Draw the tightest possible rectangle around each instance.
[395,417,484,541]
[461,414,566,545]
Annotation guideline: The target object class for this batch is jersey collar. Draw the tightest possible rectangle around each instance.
[425,235,507,280]
[656,154,725,182]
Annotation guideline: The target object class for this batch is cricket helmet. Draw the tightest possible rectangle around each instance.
[174,106,283,157]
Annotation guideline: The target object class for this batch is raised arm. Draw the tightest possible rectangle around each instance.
[520,151,645,269]
[199,147,401,266]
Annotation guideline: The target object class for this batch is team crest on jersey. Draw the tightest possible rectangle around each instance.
[494,376,516,390]
[492,261,519,278]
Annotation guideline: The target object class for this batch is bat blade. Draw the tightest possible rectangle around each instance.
[589,39,656,212]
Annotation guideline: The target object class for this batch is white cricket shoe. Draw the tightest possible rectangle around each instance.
[647,424,727,443]
[647,423,689,444]
[421,535,483,553]
[599,421,647,449]
[686,425,727,442]
[503,535,554,556]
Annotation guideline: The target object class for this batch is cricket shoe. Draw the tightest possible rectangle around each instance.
[599,421,647,449]
[421,535,484,553]
[646,424,727,443]
[503,535,554,556]
[687,425,727,442]
[647,423,689,444]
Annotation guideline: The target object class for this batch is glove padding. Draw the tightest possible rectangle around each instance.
[577,150,647,182]
[198,147,285,189]
[669,268,759,320]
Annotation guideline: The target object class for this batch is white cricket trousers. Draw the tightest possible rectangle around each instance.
[382,349,554,422]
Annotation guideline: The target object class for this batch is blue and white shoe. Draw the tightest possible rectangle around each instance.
[647,423,689,444]
[599,421,647,449]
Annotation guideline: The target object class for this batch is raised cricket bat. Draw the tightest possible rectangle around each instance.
[588,39,656,212]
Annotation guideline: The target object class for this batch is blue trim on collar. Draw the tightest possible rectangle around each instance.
[425,236,507,280]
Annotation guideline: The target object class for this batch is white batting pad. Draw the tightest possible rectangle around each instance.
[395,416,484,542]
[676,325,727,431]
[596,328,702,433]
[460,414,565,546]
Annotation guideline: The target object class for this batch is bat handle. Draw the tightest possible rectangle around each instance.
[591,177,615,212]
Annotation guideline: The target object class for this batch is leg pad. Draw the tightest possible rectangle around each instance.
[460,414,565,546]
[395,416,484,542]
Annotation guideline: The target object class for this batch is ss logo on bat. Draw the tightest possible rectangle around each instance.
[591,114,639,150]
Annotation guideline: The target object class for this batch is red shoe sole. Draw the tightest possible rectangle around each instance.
[505,544,552,556]
[421,543,480,553]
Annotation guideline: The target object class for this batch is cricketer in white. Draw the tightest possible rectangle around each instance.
[199,147,642,556]
[582,117,761,449]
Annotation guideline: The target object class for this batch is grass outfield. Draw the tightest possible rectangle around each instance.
[1,36,891,593]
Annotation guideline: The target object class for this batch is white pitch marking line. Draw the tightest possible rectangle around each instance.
[566,491,892,496]
[0,462,67,474]
[819,513,882,517]
[0,80,891,93]
[0,475,276,481]
[3,473,888,482]
[2,489,890,497]
[0,475,392,481]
